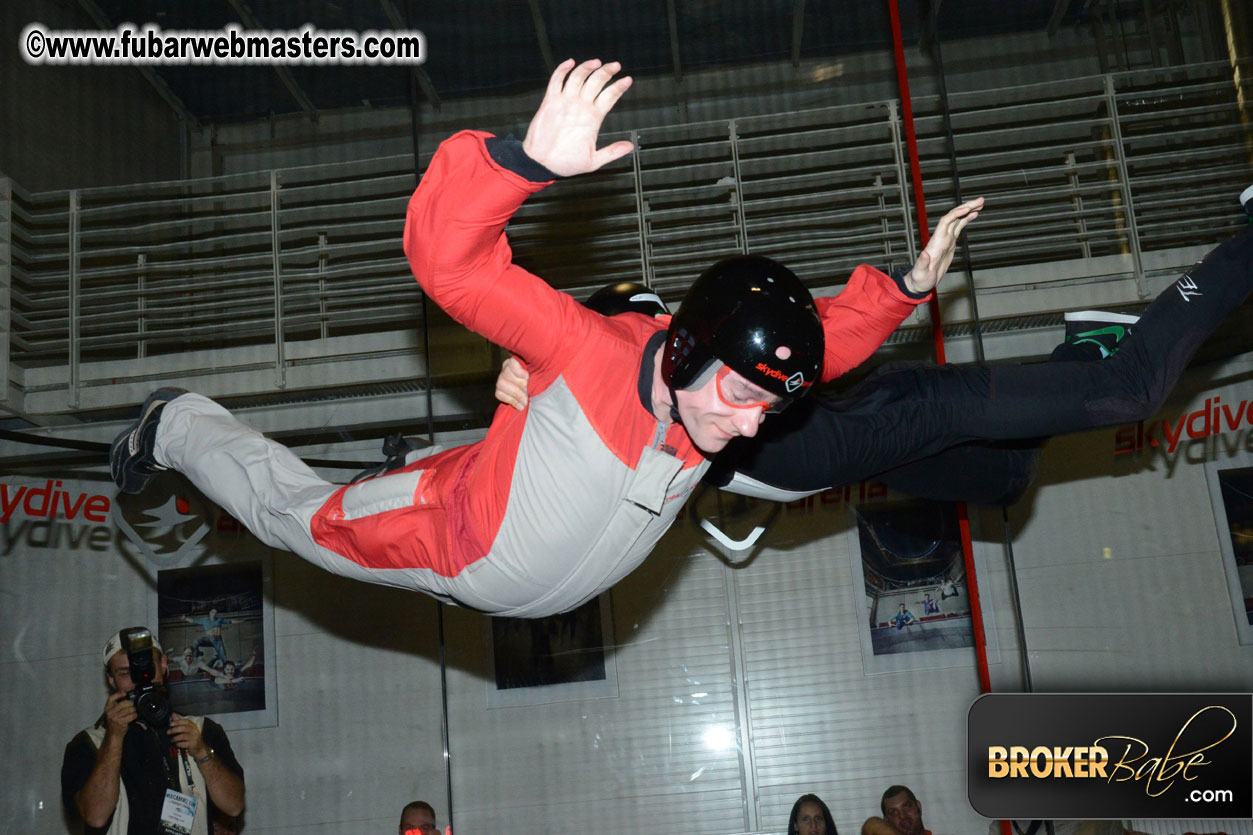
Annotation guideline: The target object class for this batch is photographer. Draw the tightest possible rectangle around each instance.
[61,628,245,834]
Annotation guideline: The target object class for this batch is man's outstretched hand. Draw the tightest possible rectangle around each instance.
[522,58,635,178]
[903,196,984,295]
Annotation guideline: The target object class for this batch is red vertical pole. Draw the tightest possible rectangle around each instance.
[887,0,990,687]
[887,5,1007,832]
[887,6,1005,832]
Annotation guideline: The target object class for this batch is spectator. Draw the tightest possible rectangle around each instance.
[788,793,838,835]
[399,800,438,835]
[881,785,935,835]
[61,628,245,834]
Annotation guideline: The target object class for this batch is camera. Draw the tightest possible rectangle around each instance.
[119,626,172,729]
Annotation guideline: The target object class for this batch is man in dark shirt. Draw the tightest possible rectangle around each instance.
[61,629,245,834]
[398,800,439,835]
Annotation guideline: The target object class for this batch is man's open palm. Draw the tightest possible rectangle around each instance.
[522,58,635,178]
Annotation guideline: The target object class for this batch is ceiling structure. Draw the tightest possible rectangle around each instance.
[82,0,1090,126]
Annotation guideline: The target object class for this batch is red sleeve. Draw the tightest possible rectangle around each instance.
[816,264,929,382]
[402,130,599,384]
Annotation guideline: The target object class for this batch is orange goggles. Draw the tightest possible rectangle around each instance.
[715,365,786,413]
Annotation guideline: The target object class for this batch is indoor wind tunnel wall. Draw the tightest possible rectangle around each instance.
[8,371,1253,835]
[1,11,1251,835]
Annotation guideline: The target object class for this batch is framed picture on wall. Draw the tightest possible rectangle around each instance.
[1206,460,1253,645]
[157,561,270,721]
[115,483,279,730]
[845,498,1000,675]
[484,593,619,708]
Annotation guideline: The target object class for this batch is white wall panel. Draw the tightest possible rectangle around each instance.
[732,497,989,835]
[1007,354,1253,692]
[440,521,749,835]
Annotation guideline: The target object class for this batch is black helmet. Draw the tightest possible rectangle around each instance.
[662,255,823,402]
[584,282,668,317]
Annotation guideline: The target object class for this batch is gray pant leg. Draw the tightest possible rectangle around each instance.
[152,394,377,582]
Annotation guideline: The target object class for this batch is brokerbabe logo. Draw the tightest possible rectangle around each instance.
[968,694,1252,819]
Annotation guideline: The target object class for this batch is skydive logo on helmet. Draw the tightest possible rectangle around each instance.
[755,362,810,392]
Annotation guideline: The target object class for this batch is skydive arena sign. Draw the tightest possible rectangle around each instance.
[968,694,1252,819]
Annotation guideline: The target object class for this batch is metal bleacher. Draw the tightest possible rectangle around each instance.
[0,59,1248,455]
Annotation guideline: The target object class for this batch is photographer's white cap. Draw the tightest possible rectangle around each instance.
[103,629,162,667]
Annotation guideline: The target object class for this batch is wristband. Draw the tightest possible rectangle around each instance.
[194,747,215,765]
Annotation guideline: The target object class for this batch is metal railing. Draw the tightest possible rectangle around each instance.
[5,59,1250,414]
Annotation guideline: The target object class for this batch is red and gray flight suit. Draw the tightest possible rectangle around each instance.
[152,130,928,618]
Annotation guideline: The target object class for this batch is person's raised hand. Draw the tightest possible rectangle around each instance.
[522,59,634,178]
[903,196,984,294]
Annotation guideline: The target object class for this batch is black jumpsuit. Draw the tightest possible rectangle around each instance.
[708,225,1253,505]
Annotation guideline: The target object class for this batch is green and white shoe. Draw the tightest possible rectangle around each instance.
[1063,311,1139,358]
